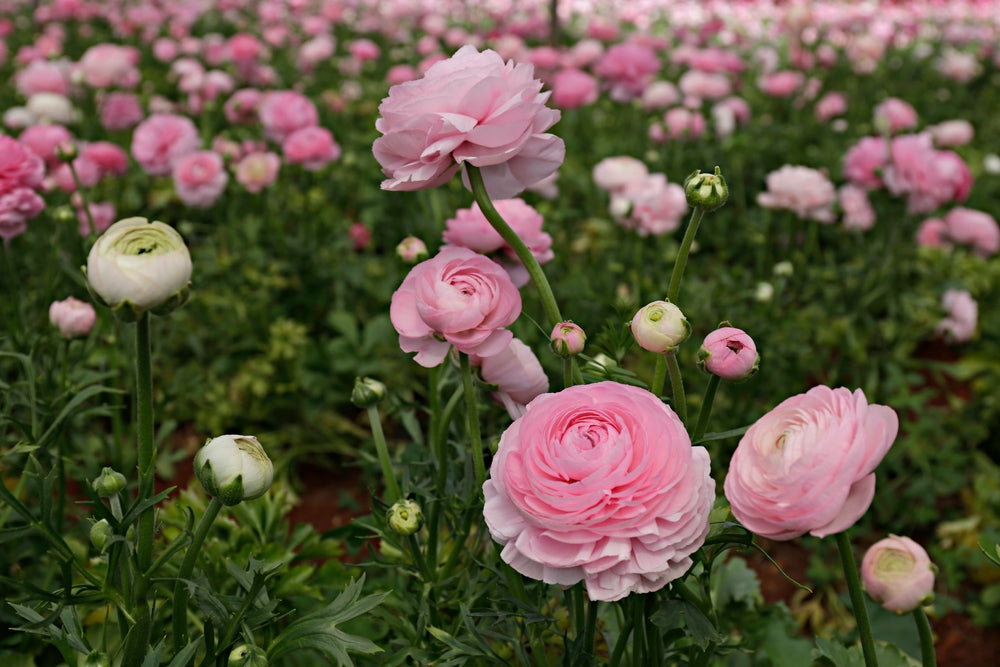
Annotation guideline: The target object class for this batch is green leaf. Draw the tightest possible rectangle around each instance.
[711,556,762,608]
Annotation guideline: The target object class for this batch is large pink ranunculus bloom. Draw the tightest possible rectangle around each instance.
[172,150,228,208]
[131,113,201,176]
[373,45,565,199]
[0,135,45,243]
[484,381,715,602]
[724,386,898,541]
[390,246,522,368]
[757,165,836,223]
[442,198,552,287]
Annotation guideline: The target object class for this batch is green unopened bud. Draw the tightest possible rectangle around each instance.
[82,651,111,667]
[684,166,728,211]
[352,376,386,408]
[92,467,127,497]
[90,519,113,551]
[387,498,423,536]
[228,644,268,667]
[195,435,274,506]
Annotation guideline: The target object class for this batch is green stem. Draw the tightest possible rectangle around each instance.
[135,315,155,575]
[608,602,633,667]
[460,353,486,490]
[67,159,97,238]
[913,607,936,667]
[836,531,879,667]
[366,405,401,504]
[650,353,667,398]
[667,206,705,304]
[466,165,563,329]
[632,594,646,667]
[502,563,552,667]
[582,596,598,665]
[563,357,574,389]
[172,496,224,653]
[692,375,721,441]
[665,351,687,424]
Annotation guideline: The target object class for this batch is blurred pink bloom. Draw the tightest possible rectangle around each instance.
[282,126,341,171]
[686,47,745,74]
[716,96,751,125]
[815,91,848,122]
[527,46,560,70]
[592,156,648,194]
[874,97,918,134]
[49,296,96,337]
[0,135,45,195]
[838,184,876,231]
[0,187,45,242]
[550,68,599,109]
[593,42,661,102]
[915,218,948,248]
[18,124,73,167]
[758,70,803,97]
[565,38,604,68]
[640,80,680,110]
[234,151,280,193]
[928,119,974,147]
[152,38,178,62]
[349,222,371,250]
[258,90,320,142]
[349,38,380,61]
[935,48,980,83]
[228,33,263,63]
[662,107,706,140]
[935,288,977,343]
[757,165,836,223]
[223,88,263,125]
[944,207,999,257]
[883,134,972,214]
[842,136,888,189]
[298,35,335,72]
[15,59,69,96]
[373,45,564,200]
[50,155,101,192]
[131,113,200,176]
[172,150,228,208]
[81,141,129,177]
[614,173,688,236]
[99,91,144,131]
[77,43,139,88]
[76,200,115,236]
[471,338,548,420]
[678,70,731,101]
[386,64,419,85]
[389,246,522,368]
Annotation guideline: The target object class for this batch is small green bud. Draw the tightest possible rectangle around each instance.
[90,519,113,551]
[684,166,728,211]
[56,140,78,162]
[351,376,387,408]
[387,498,423,536]
[228,644,268,667]
[92,467,127,497]
[82,651,112,667]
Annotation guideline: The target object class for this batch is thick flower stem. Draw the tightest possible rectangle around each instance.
[367,405,401,504]
[665,351,687,424]
[836,531,880,667]
[135,314,155,576]
[581,597,599,666]
[172,496,224,653]
[667,206,705,304]
[651,353,667,398]
[460,353,487,490]
[692,375,721,441]
[913,607,936,667]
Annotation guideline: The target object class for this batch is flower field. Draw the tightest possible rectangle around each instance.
[2,0,1000,664]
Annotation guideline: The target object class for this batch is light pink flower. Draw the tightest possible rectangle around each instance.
[935,288,977,344]
[15,59,69,97]
[234,151,280,193]
[386,64,418,85]
[725,386,898,540]
[99,91,144,131]
[842,136,888,189]
[389,246,522,368]
[640,81,680,110]
[593,42,661,102]
[257,90,320,143]
[757,165,836,223]
[228,33,263,63]
[172,150,228,208]
[678,70,731,101]
[81,141,129,177]
[944,207,999,257]
[662,107,706,140]
[928,119,974,148]
[874,97,918,134]
[282,126,341,171]
[862,535,935,614]
[131,113,200,177]
[614,173,688,236]
[0,187,45,242]
[373,45,565,199]
[223,88,263,125]
[483,381,715,602]
[76,201,116,236]
[883,134,972,214]
[838,184,876,231]
[50,155,101,192]
[915,218,948,249]
[77,43,139,89]
[758,70,803,97]
[349,38,380,61]
[18,124,74,167]
[592,156,648,194]
[698,327,759,381]
[49,296,96,337]
[471,338,549,420]
[550,68,599,110]
[815,92,847,122]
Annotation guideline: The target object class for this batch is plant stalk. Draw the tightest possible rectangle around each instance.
[172,496,224,652]
[836,531,879,667]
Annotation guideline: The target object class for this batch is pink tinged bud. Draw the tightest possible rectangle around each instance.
[49,296,96,338]
[349,222,371,250]
[698,326,759,380]
[630,301,690,353]
[861,535,936,613]
[550,321,586,357]
[396,236,428,264]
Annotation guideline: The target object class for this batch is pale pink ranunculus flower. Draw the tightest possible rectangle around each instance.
[298,35,335,73]
[640,80,680,110]
[842,136,888,189]
[928,119,974,148]
[883,134,972,215]
[757,165,836,223]
[223,88,263,125]
[172,150,228,208]
[873,97,918,134]
[18,124,74,167]
[724,386,898,541]
[550,68,599,110]
[0,187,46,243]
[592,42,661,102]
[99,91,144,131]
[76,201,116,236]
[471,337,549,420]
[815,91,848,122]
[935,288,977,343]
[915,218,948,249]
[592,156,648,194]
[0,135,45,196]
[389,246,522,368]
[442,198,553,287]
[862,535,936,614]
[944,207,999,257]
[81,141,129,177]
[935,48,980,83]
[282,126,341,171]
[758,70,803,97]
[614,173,688,236]
[838,184,876,231]
[234,151,280,193]
[49,296,96,337]
[15,59,70,97]
[50,155,102,193]
[483,381,715,602]
[130,113,200,177]
[678,70,731,101]
[228,33,263,63]
[349,38,380,62]
[77,43,140,89]
[662,107,706,140]
[698,327,759,381]
[373,45,565,200]
[385,64,418,86]
[257,90,320,143]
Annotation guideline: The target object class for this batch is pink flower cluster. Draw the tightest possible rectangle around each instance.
[0,136,46,243]
[757,165,836,223]
[916,208,999,257]
[593,156,687,236]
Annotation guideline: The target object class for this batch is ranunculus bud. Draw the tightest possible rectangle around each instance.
[630,300,690,353]
[228,644,268,667]
[550,321,586,357]
[84,217,192,320]
[49,296,97,338]
[92,467,127,497]
[351,376,387,408]
[194,435,274,506]
[684,166,728,211]
[862,535,936,613]
[396,236,428,264]
[698,326,759,381]
[56,140,78,162]
[387,498,423,536]
[90,518,113,551]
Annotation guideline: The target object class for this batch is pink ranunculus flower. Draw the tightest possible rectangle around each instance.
[662,107,706,140]
[172,150,228,208]
[592,42,661,102]
[386,64,419,86]
[373,45,565,200]
[0,187,46,243]
[915,218,948,249]
[883,134,972,215]
[724,386,898,541]
[18,124,74,167]
[257,90,320,143]
[842,136,888,189]
[838,184,876,231]
[614,173,688,236]
[550,68,599,110]
[442,198,552,287]
[77,43,140,89]
[98,91,144,131]
[49,296,96,337]
[76,201,116,236]
[862,535,936,614]
[758,70,804,97]
[130,113,200,177]
[471,337,549,420]
[698,326,759,381]
[389,246,522,368]
[592,156,648,194]
[234,151,280,193]
[282,126,341,171]
[678,70,731,101]
[814,91,847,122]
[15,59,70,97]
[483,381,715,602]
[640,81,680,110]
[944,207,999,257]
[223,88,263,125]
[757,165,836,223]
[935,289,977,343]
[81,141,129,178]
[928,119,974,148]
[50,155,102,193]
[873,97,918,134]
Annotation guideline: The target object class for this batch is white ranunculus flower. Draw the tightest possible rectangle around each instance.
[26,92,78,124]
[194,435,274,506]
[85,217,192,319]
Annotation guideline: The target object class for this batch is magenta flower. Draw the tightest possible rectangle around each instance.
[131,113,200,177]
[373,45,565,199]
[484,381,715,601]
[724,386,898,540]
[389,246,522,368]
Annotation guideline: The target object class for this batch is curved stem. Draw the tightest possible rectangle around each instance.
[460,353,486,490]
[836,531,880,667]
[665,351,687,424]
[135,315,155,575]
[466,165,563,329]
[667,206,705,305]
[692,375,721,441]
[367,405,401,504]
[172,496,224,653]
[913,607,936,667]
